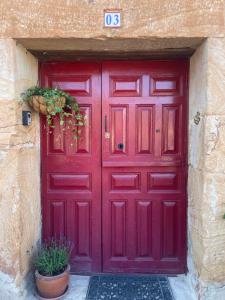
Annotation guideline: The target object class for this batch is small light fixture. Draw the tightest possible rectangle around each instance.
[22,111,32,126]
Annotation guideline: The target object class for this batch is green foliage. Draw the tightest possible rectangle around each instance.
[223,213,225,219]
[34,239,72,277]
[21,86,85,137]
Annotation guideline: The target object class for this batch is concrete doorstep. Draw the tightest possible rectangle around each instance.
[28,274,196,300]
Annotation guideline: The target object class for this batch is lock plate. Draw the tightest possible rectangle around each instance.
[118,143,124,150]
[105,132,110,139]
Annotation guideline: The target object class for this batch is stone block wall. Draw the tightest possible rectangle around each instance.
[0,1,224,299]
[188,38,225,299]
[0,0,223,38]
[0,39,40,298]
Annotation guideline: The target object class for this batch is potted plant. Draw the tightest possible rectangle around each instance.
[21,86,85,137]
[34,239,72,299]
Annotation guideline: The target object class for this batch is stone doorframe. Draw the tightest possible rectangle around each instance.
[0,37,225,299]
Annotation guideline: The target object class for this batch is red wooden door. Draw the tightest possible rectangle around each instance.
[102,61,188,273]
[41,60,188,274]
[40,62,102,273]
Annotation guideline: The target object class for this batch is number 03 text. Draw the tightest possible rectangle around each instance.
[104,12,121,28]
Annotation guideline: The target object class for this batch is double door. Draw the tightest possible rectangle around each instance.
[41,61,188,274]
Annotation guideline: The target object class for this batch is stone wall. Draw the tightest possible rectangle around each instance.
[188,38,225,298]
[0,1,224,299]
[0,39,40,298]
[0,0,223,38]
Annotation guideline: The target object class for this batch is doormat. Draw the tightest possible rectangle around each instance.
[86,275,174,300]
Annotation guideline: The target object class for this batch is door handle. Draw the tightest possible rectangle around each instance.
[104,115,110,139]
[104,115,108,132]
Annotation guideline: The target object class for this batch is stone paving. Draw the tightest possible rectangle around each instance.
[30,274,196,300]
[168,276,196,300]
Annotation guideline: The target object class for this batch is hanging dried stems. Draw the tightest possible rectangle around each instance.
[21,86,86,138]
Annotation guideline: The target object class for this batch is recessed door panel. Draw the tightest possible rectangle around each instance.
[110,106,128,155]
[162,105,181,156]
[111,173,140,191]
[110,76,142,97]
[50,201,66,238]
[74,201,90,257]
[150,75,182,96]
[136,105,154,154]
[74,105,91,154]
[49,75,91,96]
[111,201,126,257]
[48,173,91,191]
[136,201,152,258]
[48,118,65,154]
[161,201,178,259]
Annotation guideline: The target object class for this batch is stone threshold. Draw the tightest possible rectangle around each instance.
[29,274,196,300]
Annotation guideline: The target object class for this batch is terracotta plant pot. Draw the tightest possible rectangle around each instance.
[35,265,70,299]
[28,96,66,115]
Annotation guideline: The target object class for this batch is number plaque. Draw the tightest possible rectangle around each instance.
[104,10,121,28]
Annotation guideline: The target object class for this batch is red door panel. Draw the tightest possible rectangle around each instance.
[136,105,154,154]
[102,61,188,273]
[41,60,188,274]
[41,62,102,273]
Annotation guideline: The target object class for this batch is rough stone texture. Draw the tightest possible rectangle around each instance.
[0,39,40,298]
[16,37,204,52]
[0,0,224,39]
[188,38,225,299]
[0,1,224,299]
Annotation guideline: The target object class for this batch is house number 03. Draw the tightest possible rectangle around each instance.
[104,11,121,28]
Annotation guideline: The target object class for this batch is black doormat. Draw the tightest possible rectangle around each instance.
[86,275,174,300]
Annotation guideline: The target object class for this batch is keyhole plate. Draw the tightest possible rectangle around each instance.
[118,143,124,150]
